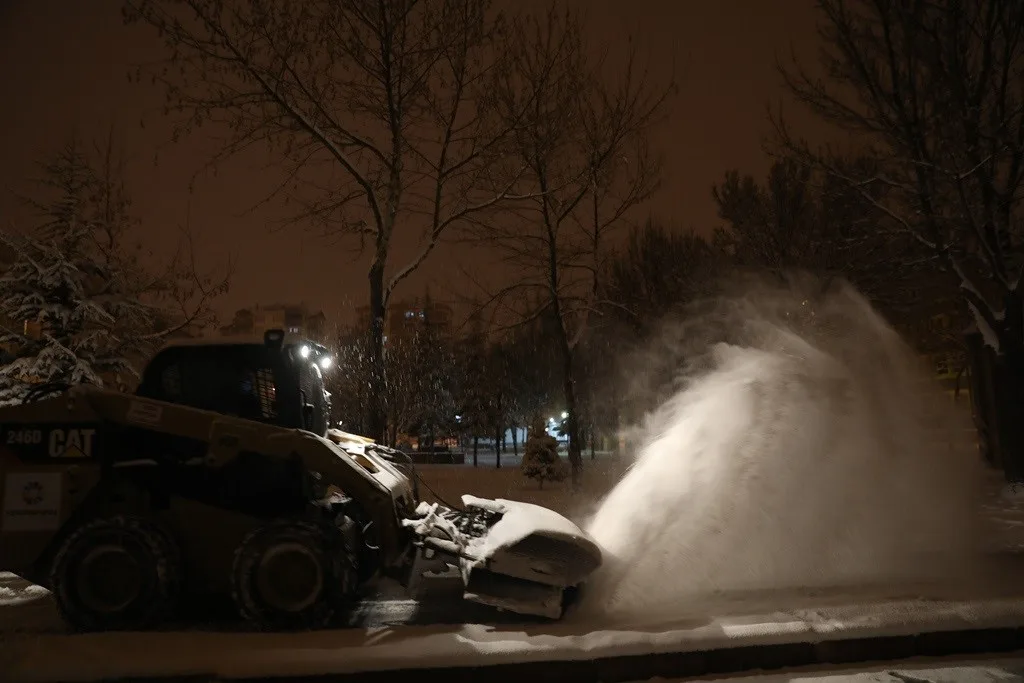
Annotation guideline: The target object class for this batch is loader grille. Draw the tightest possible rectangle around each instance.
[446,507,503,539]
[252,368,277,419]
[161,364,182,397]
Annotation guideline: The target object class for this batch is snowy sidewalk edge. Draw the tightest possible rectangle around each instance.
[8,597,1024,682]
[225,630,1024,683]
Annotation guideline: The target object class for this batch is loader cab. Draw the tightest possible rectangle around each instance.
[135,330,334,436]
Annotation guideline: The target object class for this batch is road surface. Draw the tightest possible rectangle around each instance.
[9,555,1024,682]
[0,570,544,638]
[8,550,1024,636]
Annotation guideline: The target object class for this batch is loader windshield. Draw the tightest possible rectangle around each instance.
[136,343,307,429]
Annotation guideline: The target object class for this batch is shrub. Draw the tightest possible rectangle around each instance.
[521,417,568,489]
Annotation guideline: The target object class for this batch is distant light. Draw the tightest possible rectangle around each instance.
[455,414,462,421]
[560,411,568,419]
[300,345,311,358]
[548,416,555,423]
[319,356,332,370]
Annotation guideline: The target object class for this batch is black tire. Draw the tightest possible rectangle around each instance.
[49,515,183,632]
[231,517,359,631]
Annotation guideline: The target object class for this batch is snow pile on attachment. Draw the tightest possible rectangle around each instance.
[404,497,602,619]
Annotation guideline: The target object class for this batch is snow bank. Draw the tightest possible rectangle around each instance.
[5,595,1024,682]
[581,278,987,621]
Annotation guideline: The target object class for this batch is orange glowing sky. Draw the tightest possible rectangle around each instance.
[0,0,836,327]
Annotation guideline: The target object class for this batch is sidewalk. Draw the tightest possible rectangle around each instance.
[6,584,1024,682]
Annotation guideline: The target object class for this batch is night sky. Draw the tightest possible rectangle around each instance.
[0,0,835,327]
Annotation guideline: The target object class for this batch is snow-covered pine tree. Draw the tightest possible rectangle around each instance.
[0,142,161,405]
[520,416,568,489]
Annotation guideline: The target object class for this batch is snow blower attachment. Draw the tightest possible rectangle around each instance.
[402,496,602,619]
[0,331,602,631]
[329,432,602,620]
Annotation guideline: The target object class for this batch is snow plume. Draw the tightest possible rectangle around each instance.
[579,275,986,621]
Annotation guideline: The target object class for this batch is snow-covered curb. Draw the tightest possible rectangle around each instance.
[6,596,1024,682]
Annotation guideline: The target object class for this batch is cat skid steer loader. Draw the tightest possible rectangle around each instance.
[0,330,601,631]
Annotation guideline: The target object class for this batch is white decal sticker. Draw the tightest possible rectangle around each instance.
[3,472,62,532]
[126,400,163,426]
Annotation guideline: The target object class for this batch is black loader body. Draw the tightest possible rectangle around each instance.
[0,330,601,631]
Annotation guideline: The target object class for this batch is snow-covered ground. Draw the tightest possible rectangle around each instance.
[6,526,1024,683]
[653,659,1024,682]
[5,584,1024,681]
[2,466,1023,682]
[1,459,1020,682]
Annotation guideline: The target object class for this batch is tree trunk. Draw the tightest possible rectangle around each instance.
[1000,291,1024,482]
[970,290,1024,483]
[473,435,479,467]
[611,402,621,457]
[366,260,388,442]
[590,427,596,460]
[994,344,1024,482]
[512,425,519,458]
[495,425,502,469]
[540,183,582,489]
[559,342,583,490]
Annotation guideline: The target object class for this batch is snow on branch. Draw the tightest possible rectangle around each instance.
[0,137,230,404]
[773,0,1024,354]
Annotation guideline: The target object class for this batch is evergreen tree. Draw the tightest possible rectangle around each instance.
[0,145,157,404]
[520,417,567,489]
[0,139,226,405]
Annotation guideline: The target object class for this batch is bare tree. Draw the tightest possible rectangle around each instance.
[712,155,948,326]
[90,133,230,341]
[123,0,532,439]
[467,6,672,488]
[776,0,1024,476]
[714,158,820,272]
[606,219,717,338]
[500,300,562,457]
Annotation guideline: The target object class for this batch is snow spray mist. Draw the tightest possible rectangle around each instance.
[578,277,986,620]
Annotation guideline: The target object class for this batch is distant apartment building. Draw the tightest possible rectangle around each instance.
[220,302,328,341]
[355,296,454,344]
